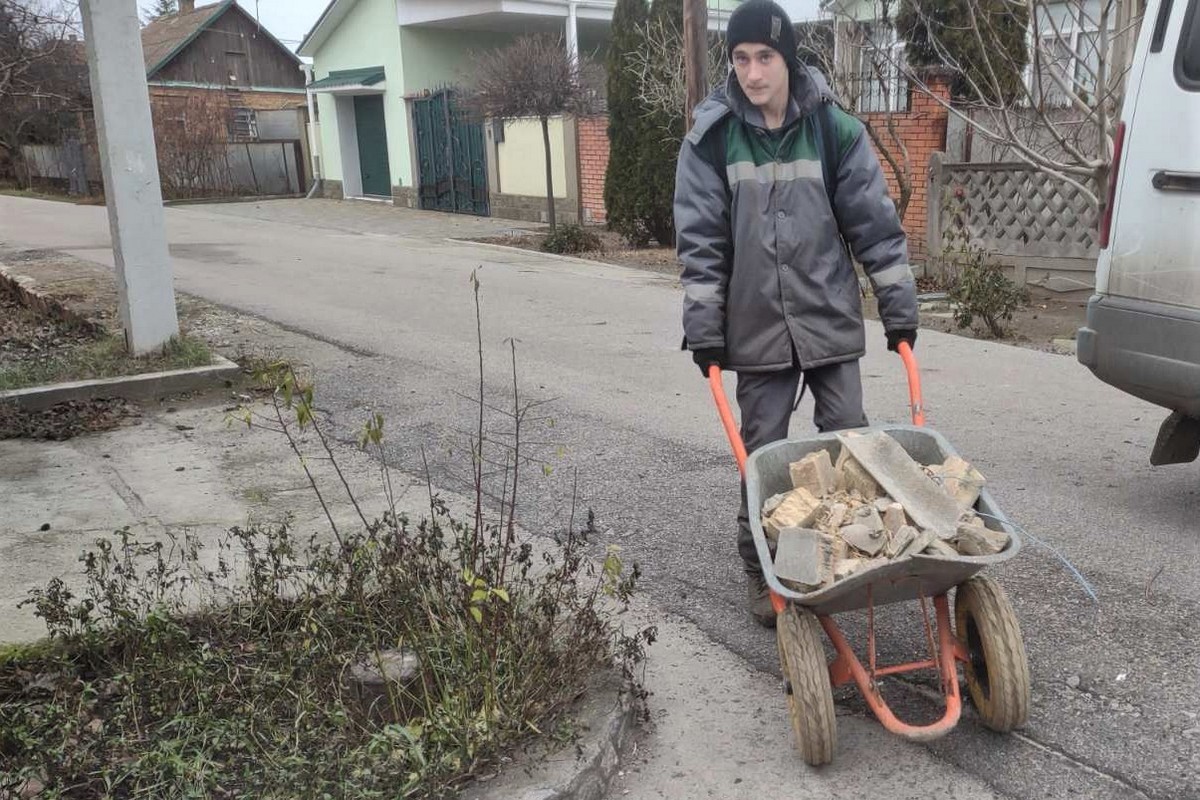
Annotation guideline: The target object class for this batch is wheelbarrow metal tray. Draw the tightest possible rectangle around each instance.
[746,425,1021,616]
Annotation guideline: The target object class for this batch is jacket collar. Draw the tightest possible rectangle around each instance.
[686,64,833,144]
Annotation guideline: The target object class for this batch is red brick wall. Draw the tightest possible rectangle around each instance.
[862,74,952,262]
[577,116,609,224]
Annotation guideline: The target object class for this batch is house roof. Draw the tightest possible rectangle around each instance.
[307,66,385,90]
[141,0,231,76]
[296,0,354,58]
[141,0,302,78]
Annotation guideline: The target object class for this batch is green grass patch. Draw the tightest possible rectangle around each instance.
[0,334,212,391]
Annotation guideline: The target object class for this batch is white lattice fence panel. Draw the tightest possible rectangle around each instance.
[939,165,1099,259]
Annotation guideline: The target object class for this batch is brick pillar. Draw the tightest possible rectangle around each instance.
[577,115,610,224]
[902,70,955,261]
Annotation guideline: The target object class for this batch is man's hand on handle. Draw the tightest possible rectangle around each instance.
[692,347,726,377]
[886,329,917,353]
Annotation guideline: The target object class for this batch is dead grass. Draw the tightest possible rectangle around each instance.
[0,333,212,391]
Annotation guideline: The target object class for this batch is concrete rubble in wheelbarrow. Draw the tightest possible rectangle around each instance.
[763,431,1010,593]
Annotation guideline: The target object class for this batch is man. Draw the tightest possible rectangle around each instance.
[674,0,918,627]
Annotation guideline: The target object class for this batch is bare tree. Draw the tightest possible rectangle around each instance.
[853,0,1144,209]
[142,0,177,24]
[0,1,85,185]
[468,35,600,231]
[152,93,234,200]
[796,15,919,220]
[626,15,726,143]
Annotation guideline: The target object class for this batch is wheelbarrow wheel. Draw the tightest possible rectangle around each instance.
[777,604,836,766]
[955,576,1030,732]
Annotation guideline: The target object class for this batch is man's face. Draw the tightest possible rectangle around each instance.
[731,43,789,109]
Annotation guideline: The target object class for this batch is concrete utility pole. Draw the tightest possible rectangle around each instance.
[683,0,709,124]
[79,0,179,355]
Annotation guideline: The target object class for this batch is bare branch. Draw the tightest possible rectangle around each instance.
[626,15,726,141]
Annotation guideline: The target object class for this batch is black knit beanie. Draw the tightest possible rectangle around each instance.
[725,0,799,73]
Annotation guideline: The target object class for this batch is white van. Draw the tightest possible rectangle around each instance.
[1077,0,1200,465]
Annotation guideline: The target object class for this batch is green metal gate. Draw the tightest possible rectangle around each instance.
[412,89,489,216]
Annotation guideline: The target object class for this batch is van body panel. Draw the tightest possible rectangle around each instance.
[1102,0,1200,306]
[1080,0,1200,443]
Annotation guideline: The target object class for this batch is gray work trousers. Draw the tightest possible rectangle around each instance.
[736,358,868,572]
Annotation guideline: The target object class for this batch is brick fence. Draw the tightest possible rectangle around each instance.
[577,116,610,224]
[861,73,951,262]
[574,75,950,261]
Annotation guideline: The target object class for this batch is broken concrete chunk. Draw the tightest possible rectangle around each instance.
[834,558,864,580]
[900,529,939,558]
[343,648,423,724]
[838,455,883,500]
[789,450,837,496]
[882,503,907,534]
[923,539,959,557]
[842,523,887,556]
[952,523,1010,556]
[774,527,839,590]
[829,533,848,563]
[941,456,986,511]
[838,432,961,537]
[762,491,790,518]
[885,525,918,558]
[822,502,849,531]
[873,497,894,513]
[764,487,821,539]
[851,505,885,532]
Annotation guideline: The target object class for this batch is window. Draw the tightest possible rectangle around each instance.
[1075,30,1103,96]
[1178,0,1200,89]
[225,51,249,85]
[228,107,258,141]
[1033,34,1076,106]
[1022,0,1126,106]
[853,24,909,113]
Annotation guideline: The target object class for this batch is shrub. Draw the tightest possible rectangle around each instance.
[947,249,1029,338]
[541,224,602,254]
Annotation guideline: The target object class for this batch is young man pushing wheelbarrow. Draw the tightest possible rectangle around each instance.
[675,0,919,627]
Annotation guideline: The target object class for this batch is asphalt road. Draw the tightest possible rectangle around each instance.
[2,196,1196,799]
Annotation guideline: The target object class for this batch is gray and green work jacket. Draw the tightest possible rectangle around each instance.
[675,67,918,372]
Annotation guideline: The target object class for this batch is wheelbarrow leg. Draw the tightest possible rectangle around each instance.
[820,594,964,743]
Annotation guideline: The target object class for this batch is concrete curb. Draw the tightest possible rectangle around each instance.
[461,672,640,800]
[0,263,106,336]
[0,356,241,411]
[445,238,619,271]
[163,194,305,207]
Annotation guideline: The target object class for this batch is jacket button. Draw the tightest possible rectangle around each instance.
[781,264,790,271]
[776,210,786,219]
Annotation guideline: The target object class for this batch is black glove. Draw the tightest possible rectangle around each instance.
[692,347,725,377]
[886,329,917,353]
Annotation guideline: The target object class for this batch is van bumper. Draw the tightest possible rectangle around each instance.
[1077,294,1200,418]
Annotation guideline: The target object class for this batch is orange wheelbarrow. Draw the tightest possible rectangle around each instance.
[708,343,1030,765]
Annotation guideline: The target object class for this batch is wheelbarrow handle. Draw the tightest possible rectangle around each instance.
[707,344,926,476]
[897,341,926,428]
[708,366,749,477]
